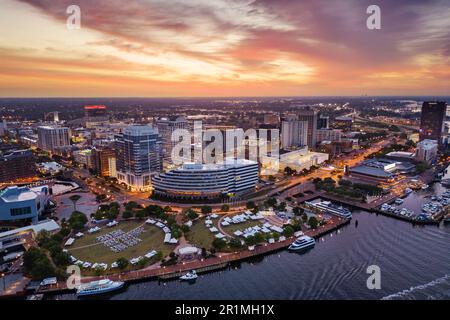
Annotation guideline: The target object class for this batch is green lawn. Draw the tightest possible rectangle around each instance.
[222,220,262,235]
[68,221,173,264]
[184,218,216,250]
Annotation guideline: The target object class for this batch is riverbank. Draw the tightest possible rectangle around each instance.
[34,216,350,296]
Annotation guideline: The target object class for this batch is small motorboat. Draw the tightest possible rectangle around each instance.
[180,270,198,281]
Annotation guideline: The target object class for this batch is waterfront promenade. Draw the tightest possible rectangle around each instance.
[34,216,350,295]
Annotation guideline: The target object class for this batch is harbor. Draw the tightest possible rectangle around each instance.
[31,215,350,297]
[50,210,450,300]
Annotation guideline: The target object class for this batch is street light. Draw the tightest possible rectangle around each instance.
[0,273,5,291]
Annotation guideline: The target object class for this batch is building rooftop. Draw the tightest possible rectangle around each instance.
[0,219,60,239]
[123,125,158,136]
[349,165,393,178]
[180,158,257,171]
[0,186,46,203]
[385,151,415,158]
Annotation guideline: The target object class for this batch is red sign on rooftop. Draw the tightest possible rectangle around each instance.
[84,105,106,110]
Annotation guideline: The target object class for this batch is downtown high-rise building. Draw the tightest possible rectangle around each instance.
[156,116,188,167]
[92,147,116,177]
[37,125,71,154]
[0,149,36,183]
[297,108,319,148]
[419,101,447,144]
[115,125,162,192]
[281,114,308,150]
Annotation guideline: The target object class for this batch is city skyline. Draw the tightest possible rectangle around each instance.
[0,0,449,97]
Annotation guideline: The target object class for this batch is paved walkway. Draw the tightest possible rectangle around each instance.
[36,216,349,294]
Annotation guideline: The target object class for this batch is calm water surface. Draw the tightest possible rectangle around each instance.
[54,184,450,300]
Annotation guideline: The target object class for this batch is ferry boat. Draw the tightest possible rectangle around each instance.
[288,235,315,251]
[180,270,198,281]
[306,200,352,219]
[76,279,124,297]
[394,198,404,205]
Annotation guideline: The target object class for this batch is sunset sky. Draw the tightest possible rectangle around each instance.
[0,0,448,97]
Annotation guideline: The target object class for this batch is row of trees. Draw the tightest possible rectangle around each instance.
[23,228,74,280]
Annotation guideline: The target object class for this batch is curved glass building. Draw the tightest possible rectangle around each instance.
[152,159,258,199]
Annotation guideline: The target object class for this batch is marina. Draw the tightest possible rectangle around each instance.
[33,216,350,297]
[50,210,450,300]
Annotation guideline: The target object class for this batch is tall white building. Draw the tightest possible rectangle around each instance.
[415,139,438,164]
[37,126,71,154]
[115,125,162,192]
[156,116,188,167]
[281,114,308,150]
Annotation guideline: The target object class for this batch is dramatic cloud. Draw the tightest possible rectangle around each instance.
[0,0,448,96]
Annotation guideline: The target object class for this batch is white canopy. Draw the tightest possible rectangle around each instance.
[64,238,75,246]
[178,246,199,255]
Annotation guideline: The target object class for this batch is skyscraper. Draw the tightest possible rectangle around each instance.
[0,149,36,183]
[281,114,308,150]
[156,116,188,167]
[317,114,329,129]
[37,126,71,154]
[92,147,116,177]
[419,101,447,143]
[297,108,319,148]
[115,125,162,192]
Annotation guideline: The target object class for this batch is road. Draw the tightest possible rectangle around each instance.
[64,135,393,213]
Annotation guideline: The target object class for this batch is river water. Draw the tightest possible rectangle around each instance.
[53,205,450,300]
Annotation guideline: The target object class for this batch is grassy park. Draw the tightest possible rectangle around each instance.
[222,220,262,235]
[68,221,173,264]
[184,218,216,250]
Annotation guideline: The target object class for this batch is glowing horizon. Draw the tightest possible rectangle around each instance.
[0,0,449,97]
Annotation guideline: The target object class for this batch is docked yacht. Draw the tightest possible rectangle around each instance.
[394,198,404,205]
[305,200,352,219]
[404,188,413,195]
[288,235,315,252]
[180,270,198,281]
[76,279,124,297]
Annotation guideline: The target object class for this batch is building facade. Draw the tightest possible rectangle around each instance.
[297,108,319,149]
[415,139,438,164]
[156,116,188,167]
[92,147,116,177]
[0,186,49,223]
[281,114,308,150]
[277,148,329,173]
[151,159,258,199]
[419,101,446,144]
[0,149,35,183]
[37,126,71,155]
[316,129,342,144]
[115,125,162,191]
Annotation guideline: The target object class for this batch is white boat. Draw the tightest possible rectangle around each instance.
[288,235,315,251]
[422,184,429,190]
[305,200,352,219]
[394,198,404,205]
[76,279,124,297]
[180,270,198,281]
[404,188,413,195]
